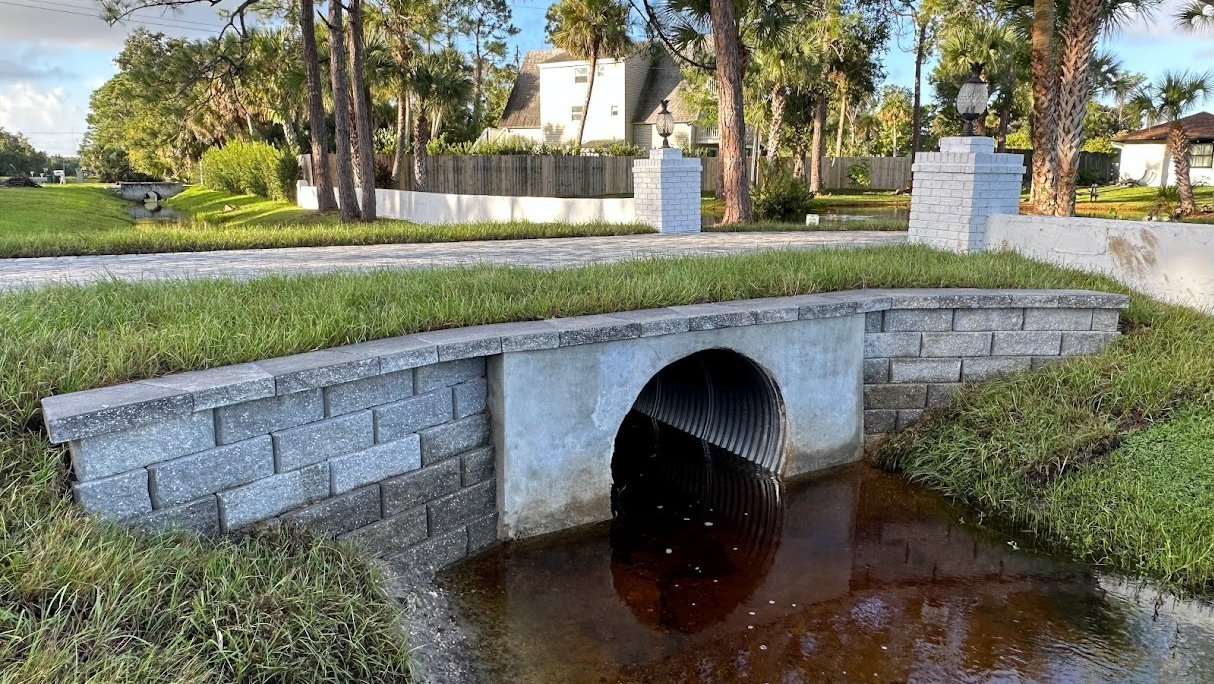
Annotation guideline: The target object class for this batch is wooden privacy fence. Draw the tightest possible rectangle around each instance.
[1010,150,1119,186]
[300,152,915,198]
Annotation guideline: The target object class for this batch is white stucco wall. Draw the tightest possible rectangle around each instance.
[297,182,637,225]
[539,58,629,144]
[1116,142,1214,187]
[986,214,1214,312]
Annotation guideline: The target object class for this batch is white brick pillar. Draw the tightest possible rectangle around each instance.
[632,147,702,233]
[909,136,1025,252]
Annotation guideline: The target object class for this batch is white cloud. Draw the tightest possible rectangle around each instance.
[0,1,239,50]
[0,83,86,156]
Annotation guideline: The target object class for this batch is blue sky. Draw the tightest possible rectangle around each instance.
[1,0,1210,156]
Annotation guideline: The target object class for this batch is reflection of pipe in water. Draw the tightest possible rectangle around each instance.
[609,411,784,633]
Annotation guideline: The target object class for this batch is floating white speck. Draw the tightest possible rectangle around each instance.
[881,646,887,650]
[704,522,714,526]
[759,645,767,650]
[768,600,775,604]
[749,611,756,615]
[748,625,754,629]
[665,548,672,554]
[656,505,663,509]
[792,604,797,607]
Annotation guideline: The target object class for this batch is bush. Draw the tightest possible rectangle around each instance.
[1158,185,1180,202]
[754,171,815,221]
[1077,168,1104,186]
[846,160,871,188]
[92,147,159,183]
[201,141,299,201]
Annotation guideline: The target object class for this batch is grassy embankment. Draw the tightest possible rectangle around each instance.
[4,245,1214,679]
[1019,184,1214,224]
[0,184,654,257]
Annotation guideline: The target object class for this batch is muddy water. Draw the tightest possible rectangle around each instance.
[441,415,1214,683]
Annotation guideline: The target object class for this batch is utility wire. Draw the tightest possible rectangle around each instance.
[0,0,221,32]
[22,0,225,28]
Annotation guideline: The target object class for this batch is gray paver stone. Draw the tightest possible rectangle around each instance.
[130,496,220,536]
[414,358,486,393]
[415,326,502,361]
[285,485,381,537]
[551,314,643,346]
[381,458,463,516]
[69,411,216,482]
[273,411,374,472]
[340,505,428,553]
[420,414,491,464]
[491,321,561,352]
[216,390,323,445]
[218,462,329,531]
[374,390,454,443]
[256,350,379,395]
[325,371,414,417]
[1091,308,1121,332]
[603,309,690,337]
[74,469,151,521]
[42,381,193,444]
[149,435,274,507]
[330,436,422,495]
[337,336,439,374]
[142,363,275,411]
[865,312,882,333]
[669,303,755,331]
[896,409,925,430]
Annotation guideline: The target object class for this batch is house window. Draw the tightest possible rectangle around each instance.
[574,66,588,84]
[611,105,619,116]
[571,105,584,121]
[1192,142,1214,169]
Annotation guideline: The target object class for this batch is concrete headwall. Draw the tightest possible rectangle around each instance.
[41,288,1128,575]
[987,214,1214,312]
[296,182,637,225]
[116,182,185,201]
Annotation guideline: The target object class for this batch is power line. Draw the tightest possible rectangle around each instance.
[24,0,226,28]
[0,0,221,32]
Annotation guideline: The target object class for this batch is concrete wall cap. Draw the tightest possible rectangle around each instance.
[40,287,1129,445]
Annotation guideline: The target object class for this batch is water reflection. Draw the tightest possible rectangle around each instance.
[442,430,1214,683]
[127,201,181,221]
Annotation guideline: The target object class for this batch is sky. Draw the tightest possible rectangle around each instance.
[1,0,1210,156]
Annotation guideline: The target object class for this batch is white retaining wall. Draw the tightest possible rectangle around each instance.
[987,215,1214,312]
[297,182,637,225]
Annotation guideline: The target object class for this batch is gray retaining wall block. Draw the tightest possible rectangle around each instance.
[216,390,323,444]
[890,358,962,383]
[415,357,487,393]
[453,378,488,419]
[218,462,329,531]
[863,384,928,410]
[69,411,215,482]
[42,381,193,444]
[864,409,897,435]
[864,333,921,358]
[467,513,499,552]
[149,435,274,508]
[992,331,1062,356]
[325,370,414,417]
[273,411,374,472]
[961,357,1032,382]
[374,390,454,443]
[73,469,152,521]
[863,358,890,384]
[429,480,496,534]
[131,496,220,536]
[387,526,469,574]
[1023,308,1093,331]
[884,309,953,332]
[340,506,428,552]
[420,413,491,464]
[1062,331,1121,355]
[921,332,993,357]
[1092,308,1121,332]
[461,447,494,486]
[256,349,380,395]
[285,485,381,537]
[143,364,275,411]
[330,436,422,495]
[952,308,1024,331]
[381,458,463,516]
[415,326,502,362]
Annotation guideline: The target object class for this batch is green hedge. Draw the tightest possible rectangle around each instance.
[201,141,299,201]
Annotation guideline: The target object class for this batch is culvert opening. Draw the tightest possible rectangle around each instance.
[608,349,785,633]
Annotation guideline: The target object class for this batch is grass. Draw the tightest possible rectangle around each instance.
[1020,184,1214,224]
[4,245,1214,680]
[0,185,654,258]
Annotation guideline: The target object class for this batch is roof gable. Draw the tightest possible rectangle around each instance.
[1113,111,1214,143]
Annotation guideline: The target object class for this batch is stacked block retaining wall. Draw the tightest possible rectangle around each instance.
[42,288,1128,574]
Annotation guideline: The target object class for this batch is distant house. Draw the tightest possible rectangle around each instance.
[493,45,719,150]
[1112,111,1214,187]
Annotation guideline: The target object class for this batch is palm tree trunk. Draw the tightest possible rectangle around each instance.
[347,0,376,221]
[328,0,360,221]
[1053,0,1100,217]
[710,0,752,223]
[576,55,597,149]
[792,137,806,180]
[910,20,927,156]
[809,94,826,193]
[392,85,407,188]
[1171,124,1196,214]
[414,109,429,192]
[1029,0,1058,213]
[765,83,787,171]
[974,113,987,137]
[834,85,846,157]
[997,101,1011,152]
[300,0,336,211]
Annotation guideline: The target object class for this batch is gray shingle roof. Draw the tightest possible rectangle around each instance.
[631,49,696,124]
[498,49,562,128]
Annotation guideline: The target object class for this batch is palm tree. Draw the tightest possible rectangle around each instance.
[936,15,1022,150]
[1028,0,1057,213]
[1175,0,1214,32]
[410,49,473,192]
[300,0,337,211]
[1129,71,1212,215]
[544,0,634,149]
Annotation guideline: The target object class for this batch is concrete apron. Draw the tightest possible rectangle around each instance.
[489,314,864,539]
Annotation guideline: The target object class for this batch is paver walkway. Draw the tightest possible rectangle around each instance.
[0,231,905,290]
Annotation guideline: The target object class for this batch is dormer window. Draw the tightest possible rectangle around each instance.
[575,66,588,84]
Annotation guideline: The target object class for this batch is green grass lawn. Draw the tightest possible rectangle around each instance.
[1019,184,1214,224]
[0,185,654,258]
[4,245,1214,679]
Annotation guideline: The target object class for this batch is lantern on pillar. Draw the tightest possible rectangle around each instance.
[656,99,675,148]
[955,62,989,137]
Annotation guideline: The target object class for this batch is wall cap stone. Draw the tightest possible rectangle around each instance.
[41,288,1130,445]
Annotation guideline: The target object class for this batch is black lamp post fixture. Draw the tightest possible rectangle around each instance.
[955,62,989,137]
[656,99,675,148]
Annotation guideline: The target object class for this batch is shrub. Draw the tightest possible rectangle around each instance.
[201,141,299,201]
[846,160,871,188]
[1157,185,1180,203]
[92,148,159,183]
[754,171,815,221]
[426,134,641,157]
[1077,168,1104,186]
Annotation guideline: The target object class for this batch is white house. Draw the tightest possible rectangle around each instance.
[1112,111,1214,187]
[494,44,719,150]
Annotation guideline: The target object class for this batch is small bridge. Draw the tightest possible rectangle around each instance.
[42,288,1127,573]
[115,182,185,202]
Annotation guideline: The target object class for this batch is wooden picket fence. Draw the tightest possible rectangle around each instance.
[300,152,915,197]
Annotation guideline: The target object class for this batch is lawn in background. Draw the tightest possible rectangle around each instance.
[5,245,1214,680]
[1019,184,1214,224]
